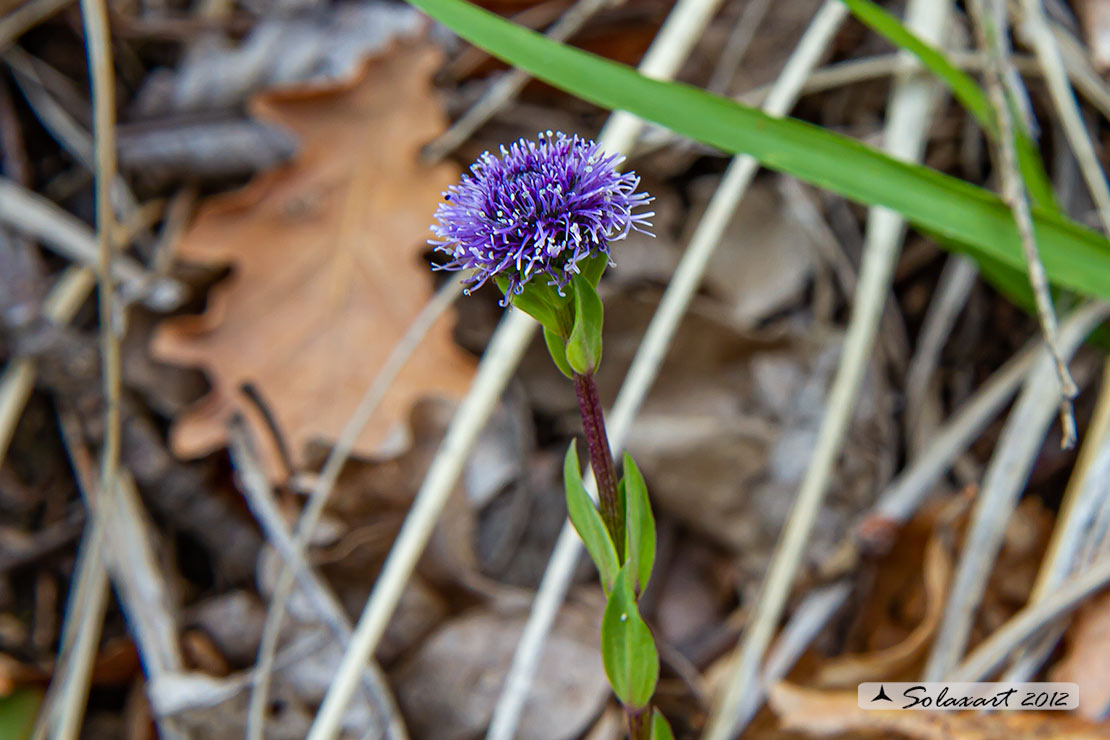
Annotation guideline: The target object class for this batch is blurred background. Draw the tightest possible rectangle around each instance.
[3,0,1110,737]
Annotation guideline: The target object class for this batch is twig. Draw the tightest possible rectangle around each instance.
[705,0,772,95]
[32,401,110,740]
[4,48,141,221]
[79,13,124,740]
[969,0,1078,447]
[904,256,978,455]
[1018,0,1110,233]
[31,522,109,740]
[423,0,614,163]
[923,300,1110,680]
[705,1,953,736]
[0,267,94,465]
[0,178,184,309]
[0,0,73,52]
[1003,358,1110,681]
[726,581,852,735]
[490,5,851,738]
[1045,14,1110,123]
[248,276,465,740]
[303,0,723,735]
[227,422,407,740]
[952,551,1110,681]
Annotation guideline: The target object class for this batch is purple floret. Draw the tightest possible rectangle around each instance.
[430,131,653,302]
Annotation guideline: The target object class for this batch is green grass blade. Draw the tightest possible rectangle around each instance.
[408,0,1110,300]
[840,0,1056,209]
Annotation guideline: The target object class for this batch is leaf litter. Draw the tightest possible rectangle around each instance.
[7,2,1110,738]
[152,42,476,477]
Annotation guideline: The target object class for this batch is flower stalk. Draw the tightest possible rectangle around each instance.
[573,371,624,559]
[429,132,672,740]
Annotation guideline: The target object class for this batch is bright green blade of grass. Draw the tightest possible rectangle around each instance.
[0,689,42,740]
[840,0,1056,209]
[408,0,1110,301]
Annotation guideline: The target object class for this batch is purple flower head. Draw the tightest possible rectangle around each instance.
[430,131,653,303]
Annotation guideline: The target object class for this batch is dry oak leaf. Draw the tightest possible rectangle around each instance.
[152,43,475,473]
[769,682,1110,740]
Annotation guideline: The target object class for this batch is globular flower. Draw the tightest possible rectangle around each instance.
[430,131,653,302]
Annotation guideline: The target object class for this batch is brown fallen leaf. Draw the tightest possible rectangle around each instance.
[152,42,475,476]
[769,682,1110,740]
[816,532,952,687]
[1051,590,1110,719]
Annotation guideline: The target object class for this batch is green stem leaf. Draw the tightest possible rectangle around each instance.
[565,274,604,375]
[601,565,659,710]
[650,708,676,740]
[564,442,620,593]
[621,454,656,594]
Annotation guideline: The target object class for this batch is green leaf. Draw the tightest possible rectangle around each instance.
[621,454,655,594]
[565,274,604,374]
[405,0,1110,302]
[544,326,574,378]
[0,688,42,740]
[840,0,1057,210]
[651,708,676,740]
[564,442,619,593]
[495,276,573,337]
[580,253,610,287]
[601,565,659,709]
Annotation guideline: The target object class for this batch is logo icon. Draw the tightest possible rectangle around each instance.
[871,685,893,703]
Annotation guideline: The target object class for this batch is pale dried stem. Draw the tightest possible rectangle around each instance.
[1004,358,1110,681]
[0,267,94,465]
[228,423,407,740]
[705,1,952,736]
[705,0,772,94]
[0,0,72,51]
[32,2,123,738]
[904,256,978,456]
[248,276,464,740]
[304,0,723,736]
[1017,0,1110,233]
[28,419,109,740]
[924,300,1110,680]
[969,0,1078,447]
[952,551,1110,681]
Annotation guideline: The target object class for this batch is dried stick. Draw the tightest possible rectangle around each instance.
[423,0,614,163]
[952,551,1110,681]
[492,6,850,740]
[705,1,952,736]
[302,0,722,735]
[969,0,1078,447]
[228,423,407,740]
[0,0,72,51]
[904,256,978,456]
[705,0,772,94]
[34,3,123,737]
[247,276,465,740]
[1018,0,1110,232]
[1003,358,1110,681]
[0,178,183,309]
[80,4,122,720]
[32,402,111,740]
[924,300,1110,680]
[0,267,93,465]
